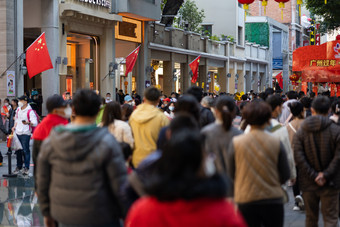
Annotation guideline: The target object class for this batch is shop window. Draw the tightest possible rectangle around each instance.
[202,25,212,36]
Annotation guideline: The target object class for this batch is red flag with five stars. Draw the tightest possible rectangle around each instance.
[125,46,140,76]
[26,33,53,79]
[190,56,201,83]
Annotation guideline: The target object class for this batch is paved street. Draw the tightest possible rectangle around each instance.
[0,141,324,227]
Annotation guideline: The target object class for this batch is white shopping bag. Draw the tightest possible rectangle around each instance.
[11,133,23,151]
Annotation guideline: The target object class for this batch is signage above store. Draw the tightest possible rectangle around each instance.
[115,17,142,43]
[78,0,111,9]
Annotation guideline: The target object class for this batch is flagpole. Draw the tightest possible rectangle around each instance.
[25,32,45,52]
[102,45,141,81]
[190,55,201,65]
[0,52,25,78]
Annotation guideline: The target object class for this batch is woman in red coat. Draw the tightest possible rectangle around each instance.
[125,130,247,227]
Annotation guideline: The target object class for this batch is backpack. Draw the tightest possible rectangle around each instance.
[27,109,40,133]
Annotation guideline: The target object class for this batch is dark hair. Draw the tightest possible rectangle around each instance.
[266,94,283,112]
[121,104,134,121]
[145,130,208,200]
[332,99,340,115]
[46,94,66,113]
[300,97,312,109]
[259,92,267,101]
[185,86,203,102]
[241,94,248,101]
[265,88,274,96]
[72,89,101,117]
[169,114,199,134]
[298,91,305,99]
[144,87,161,102]
[288,101,304,119]
[312,96,330,115]
[174,95,200,123]
[120,142,132,161]
[287,91,298,100]
[243,101,272,126]
[310,92,315,98]
[106,93,111,96]
[4,98,9,103]
[215,96,236,131]
[11,99,18,106]
[102,101,122,126]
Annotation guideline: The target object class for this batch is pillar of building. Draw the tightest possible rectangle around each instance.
[198,60,208,92]
[136,21,151,97]
[41,0,59,115]
[229,62,236,94]
[180,59,190,93]
[99,27,114,97]
[218,64,227,93]
[163,55,175,96]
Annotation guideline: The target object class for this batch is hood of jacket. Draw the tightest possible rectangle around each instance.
[131,103,162,124]
[49,124,109,161]
[301,115,332,133]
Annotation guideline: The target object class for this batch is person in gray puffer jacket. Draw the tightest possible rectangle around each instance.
[37,89,127,227]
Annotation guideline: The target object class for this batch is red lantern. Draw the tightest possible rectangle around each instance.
[275,0,290,20]
[260,0,268,15]
[289,74,299,82]
[238,0,255,10]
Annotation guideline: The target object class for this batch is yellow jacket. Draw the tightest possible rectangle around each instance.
[129,103,169,167]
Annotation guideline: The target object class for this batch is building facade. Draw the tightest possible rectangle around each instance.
[0,0,161,114]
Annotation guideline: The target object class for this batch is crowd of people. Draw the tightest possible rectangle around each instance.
[1,85,340,227]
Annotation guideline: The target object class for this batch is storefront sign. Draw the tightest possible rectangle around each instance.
[78,0,111,9]
[7,71,15,97]
[115,17,142,43]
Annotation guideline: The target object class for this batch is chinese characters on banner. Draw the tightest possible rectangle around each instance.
[293,40,340,82]
[6,71,15,97]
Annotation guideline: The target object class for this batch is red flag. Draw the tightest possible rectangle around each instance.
[275,72,283,89]
[190,56,201,83]
[26,33,53,79]
[125,46,140,76]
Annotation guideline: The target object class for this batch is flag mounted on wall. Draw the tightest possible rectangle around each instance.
[190,56,201,83]
[26,32,53,79]
[125,45,141,76]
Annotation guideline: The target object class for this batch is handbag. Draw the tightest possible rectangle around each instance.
[11,133,23,151]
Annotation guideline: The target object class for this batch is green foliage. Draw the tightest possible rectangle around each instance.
[210,35,221,41]
[305,0,340,32]
[161,0,167,11]
[174,0,205,33]
[221,35,235,42]
[245,23,269,47]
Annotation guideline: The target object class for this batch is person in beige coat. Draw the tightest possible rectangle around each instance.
[286,101,305,211]
[228,101,291,227]
[101,101,134,149]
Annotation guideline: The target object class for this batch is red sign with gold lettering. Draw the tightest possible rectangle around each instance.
[293,40,340,82]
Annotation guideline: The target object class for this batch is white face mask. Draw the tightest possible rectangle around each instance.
[18,102,24,108]
[4,103,9,107]
[63,107,72,119]
[169,106,175,112]
[129,101,135,106]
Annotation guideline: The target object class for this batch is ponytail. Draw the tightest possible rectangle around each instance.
[221,106,232,131]
[216,96,235,131]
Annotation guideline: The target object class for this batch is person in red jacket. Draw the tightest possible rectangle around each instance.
[125,130,247,227]
[32,95,71,186]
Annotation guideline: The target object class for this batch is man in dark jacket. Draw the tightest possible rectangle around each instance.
[293,96,340,227]
[185,86,215,128]
[37,89,127,227]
